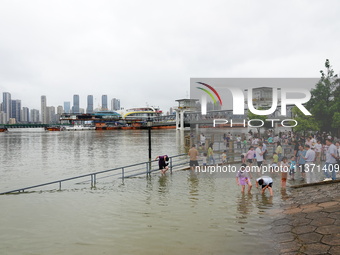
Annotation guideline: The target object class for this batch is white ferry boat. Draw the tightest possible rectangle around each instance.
[118,106,162,120]
[64,125,96,131]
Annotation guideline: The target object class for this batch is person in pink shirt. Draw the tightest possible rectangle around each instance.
[245,146,255,167]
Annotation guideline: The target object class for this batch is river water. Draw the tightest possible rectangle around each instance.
[0,129,283,255]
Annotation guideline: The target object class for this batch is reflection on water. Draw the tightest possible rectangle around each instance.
[0,131,280,255]
[236,193,254,224]
[187,171,200,207]
[256,194,274,215]
[280,188,290,201]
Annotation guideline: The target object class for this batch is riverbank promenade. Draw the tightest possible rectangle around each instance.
[273,180,340,254]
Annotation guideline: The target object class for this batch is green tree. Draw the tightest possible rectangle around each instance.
[332,112,340,133]
[306,59,340,134]
[291,106,320,136]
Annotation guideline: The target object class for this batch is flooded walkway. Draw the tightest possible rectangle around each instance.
[273,180,340,254]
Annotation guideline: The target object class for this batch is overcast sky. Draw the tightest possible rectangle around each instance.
[0,0,339,113]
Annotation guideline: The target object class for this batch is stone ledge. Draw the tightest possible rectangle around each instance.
[290,179,340,188]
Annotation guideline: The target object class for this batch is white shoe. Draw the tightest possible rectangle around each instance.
[323,178,332,181]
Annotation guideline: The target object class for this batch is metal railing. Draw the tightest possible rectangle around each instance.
[0,154,189,195]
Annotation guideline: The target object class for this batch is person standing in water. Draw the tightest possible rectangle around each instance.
[188,145,199,170]
[207,143,215,165]
[236,164,252,193]
[155,155,169,174]
[256,176,274,196]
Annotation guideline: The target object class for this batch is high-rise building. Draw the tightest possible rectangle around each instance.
[30,109,40,123]
[102,95,108,110]
[56,105,63,123]
[57,105,63,115]
[87,95,94,113]
[64,101,70,113]
[41,95,47,124]
[21,107,29,123]
[2,92,11,123]
[11,99,21,122]
[46,106,56,124]
[111,98,120,111]
[0,111,6,124]
[73,95,79,113]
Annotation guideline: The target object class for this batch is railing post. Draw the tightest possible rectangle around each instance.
[122,167,125,179]
[170,157,173,174]
[59,181,61,190]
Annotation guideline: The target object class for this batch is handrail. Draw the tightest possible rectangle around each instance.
[0,154,188,195]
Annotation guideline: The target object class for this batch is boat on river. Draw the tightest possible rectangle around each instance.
[118,106,162,120]
[64,125,96,131]
[45,126,63,131]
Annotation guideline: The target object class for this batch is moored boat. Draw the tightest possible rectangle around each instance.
[64,125,96,131]
[7,127,46,132]
[45,126,63,131]
[118,106,162,120]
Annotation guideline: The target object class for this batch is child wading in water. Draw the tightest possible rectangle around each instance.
[201,152,207,166]
[245,146,255,167]
[256,176,273,196]
[289,156,296,180]
[221,150,227,164]
[236,164,252,193]
[280,157,289,188]
[271,152,279,169]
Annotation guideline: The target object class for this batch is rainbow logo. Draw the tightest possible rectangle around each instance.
[196,82,223,106]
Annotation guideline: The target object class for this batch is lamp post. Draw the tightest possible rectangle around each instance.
[147,117,153,173]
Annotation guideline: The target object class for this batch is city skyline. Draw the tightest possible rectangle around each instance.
[1,90,124,124]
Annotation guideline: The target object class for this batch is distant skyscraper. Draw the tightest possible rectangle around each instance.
[21,107,29,123]
[11,100,21,122]
[56,105,63,122]
[30,109,40,123]
[41,95,47,124]
[0,112,6,124]
[87,95,94,113]
[73,95,80,113]
[57,106,63,115]
[64,101,70,113]
[2,92,11,123]
[111,98,120,111]
[102,95,108,110]
[46,106,56,124]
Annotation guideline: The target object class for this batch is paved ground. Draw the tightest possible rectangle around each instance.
[272,180,340,255]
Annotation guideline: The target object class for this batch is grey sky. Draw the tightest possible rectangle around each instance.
[0,0,339,113]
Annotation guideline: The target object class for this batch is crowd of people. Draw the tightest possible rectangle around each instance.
[184,130,340,196]
[155,130,340,195]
